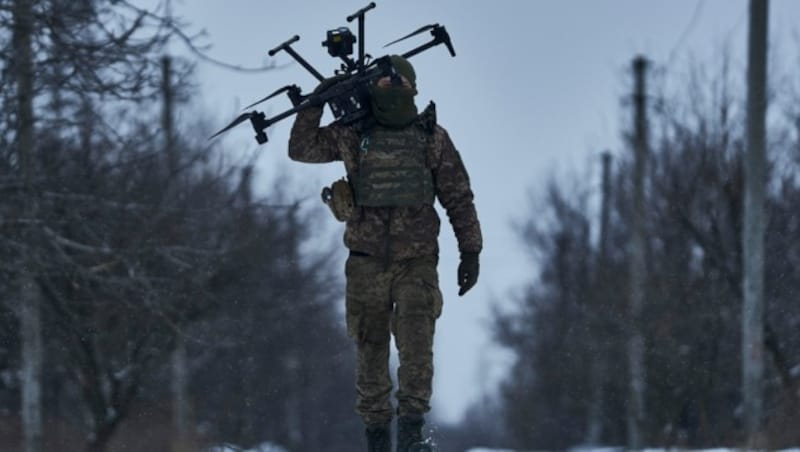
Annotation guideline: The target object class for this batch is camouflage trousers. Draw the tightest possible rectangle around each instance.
[345,253,443,425]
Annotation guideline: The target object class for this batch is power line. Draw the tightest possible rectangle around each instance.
[666,0,706,66]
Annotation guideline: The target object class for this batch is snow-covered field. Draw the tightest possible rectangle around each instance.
[208,442,288,452]
[208,444,800,452]
[466,449,800,452]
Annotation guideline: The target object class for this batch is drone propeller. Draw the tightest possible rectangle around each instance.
[242,85,303,111]
[383,24,439,48]
[209,112,256,140]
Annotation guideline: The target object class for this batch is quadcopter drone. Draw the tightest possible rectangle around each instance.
[210,2,456,144]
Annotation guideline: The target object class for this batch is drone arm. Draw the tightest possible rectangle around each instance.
[346,2,376,22]
[269,35,326,82]
[346,2,376,70]
[401,25,456,59]
[285,46,326,82]
[246,88,338,143]
[401,40,439,59]
[214,79,350,145]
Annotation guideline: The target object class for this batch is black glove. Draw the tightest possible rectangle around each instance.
[311,74,348,106]
[457,252,480,296]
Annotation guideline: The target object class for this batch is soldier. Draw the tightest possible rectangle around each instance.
[288,55,482,452]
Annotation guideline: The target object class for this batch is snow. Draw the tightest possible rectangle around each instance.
[466,449,518,452]
[207,442,288,452]
[465,449,520,452]
[467,449,800,452]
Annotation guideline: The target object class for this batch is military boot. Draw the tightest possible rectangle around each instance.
[365,423,391,452]
[397,414,431,452]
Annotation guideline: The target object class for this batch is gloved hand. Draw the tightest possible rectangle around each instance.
[457,252,479,296]
[313,75,340,94]
[311,74,348,99]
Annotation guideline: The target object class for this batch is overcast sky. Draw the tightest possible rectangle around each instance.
[161,0,800,425]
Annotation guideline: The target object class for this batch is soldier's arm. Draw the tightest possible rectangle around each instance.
[432,126,483,254]
[288,106,346,163]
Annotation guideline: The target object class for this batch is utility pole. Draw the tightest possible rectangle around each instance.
[163,54,192,452]
[586,151,613,445]
[627,55,649,450]
[13,0,43,451]
[742,0,768,446]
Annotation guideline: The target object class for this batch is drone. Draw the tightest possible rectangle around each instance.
[210,2,456,144]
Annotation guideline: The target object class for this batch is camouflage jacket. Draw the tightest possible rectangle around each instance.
[288,106,482,261]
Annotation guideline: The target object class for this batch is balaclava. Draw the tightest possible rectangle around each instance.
[369,55,418,127]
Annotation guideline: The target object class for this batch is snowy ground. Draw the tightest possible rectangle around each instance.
[466,449,800,452]
[207,444,800,452]
[208,443,288,452]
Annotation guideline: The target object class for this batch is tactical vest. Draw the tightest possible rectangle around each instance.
[353,123,435,207]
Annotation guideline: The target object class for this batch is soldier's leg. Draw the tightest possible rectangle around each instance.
[345,255,395,426]
[391,255,442,418]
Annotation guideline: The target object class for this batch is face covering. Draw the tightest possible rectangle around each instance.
[368,84,418,128]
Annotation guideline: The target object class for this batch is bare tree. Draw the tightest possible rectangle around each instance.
[0,2,222,450]
[487,43,800,450]
[492,184,597,450]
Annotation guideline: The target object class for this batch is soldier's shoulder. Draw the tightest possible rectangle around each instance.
[416,101,438,134]
[430,123,455,152]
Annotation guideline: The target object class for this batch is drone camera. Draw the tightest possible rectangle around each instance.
[323,27,356,58]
